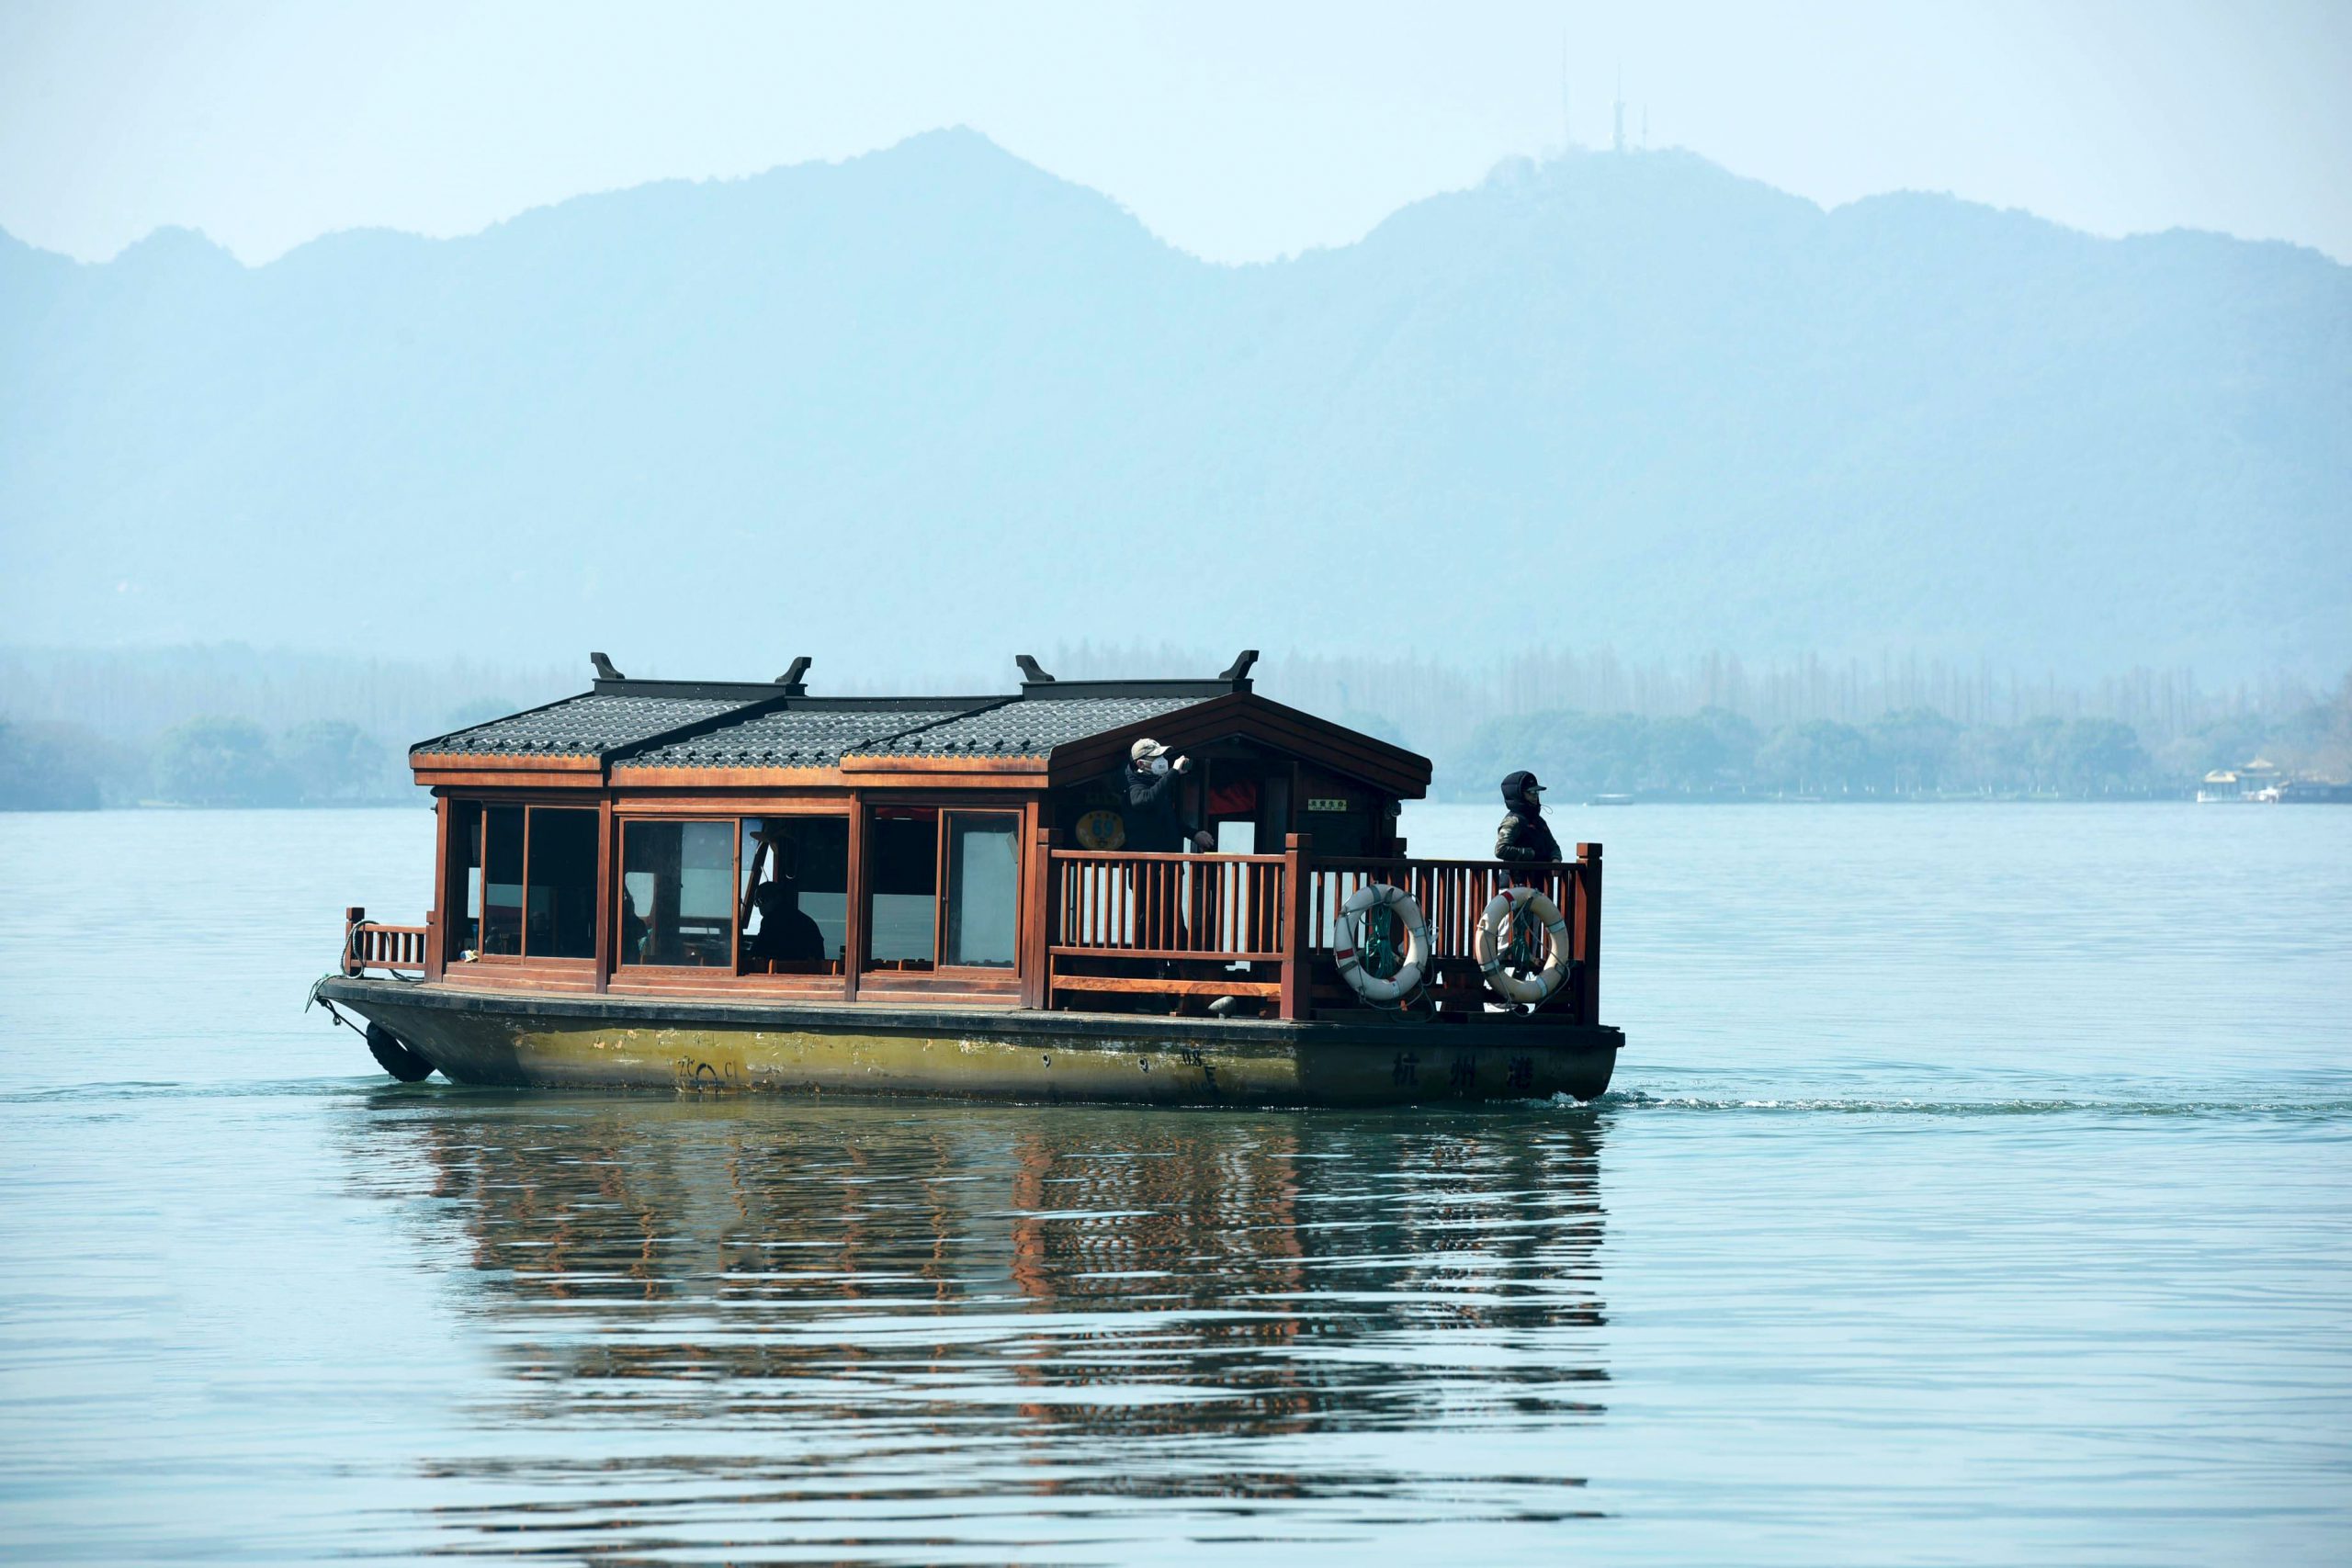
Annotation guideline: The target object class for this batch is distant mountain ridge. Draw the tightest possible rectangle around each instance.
[2,129,2345,682]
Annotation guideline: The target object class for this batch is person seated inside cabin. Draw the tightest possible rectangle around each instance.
[1494,770,1563,863]
[742,832,827,964]
[746,874,826,963]
[620,889,649,964]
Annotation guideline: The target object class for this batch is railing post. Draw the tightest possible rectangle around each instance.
[1280,834,1313,1021]
[1572,843,1602,1025]
[1023,827,1057,1010]
[343,906,365,976]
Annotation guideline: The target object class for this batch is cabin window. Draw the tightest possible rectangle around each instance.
[942,812,1020,967]
[481,804,526,954]
[525,808,599,959]
[620,819,734,967]
[458,802,603,961]
[740,817,850,971]
[448,801,484,958]
[865,807,938,968]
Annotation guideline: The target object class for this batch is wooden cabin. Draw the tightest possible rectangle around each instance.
[343,653,1603,1034]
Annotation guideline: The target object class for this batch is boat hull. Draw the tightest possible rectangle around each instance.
[316,976,1622,1105]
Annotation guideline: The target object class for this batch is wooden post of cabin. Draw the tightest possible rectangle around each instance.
[842,789,866,1004]
[425,796,450,983]
[594,795,616,993]
[344,906,364,976]
[1573,842,1603,1025]
[1279,833,1313,1021]
[1023,825,1056,1009]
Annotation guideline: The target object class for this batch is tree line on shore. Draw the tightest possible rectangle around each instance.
[6,675,2346,810]
[0,716,412,809]
[1445,709,2146,800]
[1439,684,2351,801]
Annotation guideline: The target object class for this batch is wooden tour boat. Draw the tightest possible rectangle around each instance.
[312,651,1621,1104]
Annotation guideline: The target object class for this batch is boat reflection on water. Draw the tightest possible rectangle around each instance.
[349,1094,1611,1559]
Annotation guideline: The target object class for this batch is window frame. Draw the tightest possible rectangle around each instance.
[734,811,854,976]
[614,814,742,973]
[612,805,855,976]
[446,796,602,967]
[858,803,943,974]
[936,808,1023,973]
[857,801,1025,978]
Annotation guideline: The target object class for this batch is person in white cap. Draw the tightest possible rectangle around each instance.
[1122,738,1216,853]
[1119,738,1220,1012]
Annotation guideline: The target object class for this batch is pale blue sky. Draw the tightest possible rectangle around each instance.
[2,0,2346,265]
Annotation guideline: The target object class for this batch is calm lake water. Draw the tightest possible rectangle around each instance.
[2,803,2346,1563]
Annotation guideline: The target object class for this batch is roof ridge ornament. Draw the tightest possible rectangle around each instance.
[1219,649,1259,683]
[1015,654,1056,684]
[775,656,812,695]
[590,651,626,681]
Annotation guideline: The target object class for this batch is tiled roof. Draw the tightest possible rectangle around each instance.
[616,705,981,770]
[851,694,1204,760]
[411,677,1250,772]
[412,693,762,758]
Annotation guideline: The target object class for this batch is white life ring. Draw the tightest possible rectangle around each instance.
[1333,882,1430,1004]
[1476,884,1571,1004]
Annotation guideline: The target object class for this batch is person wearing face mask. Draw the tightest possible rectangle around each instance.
[1122,739,1216,853]
[1119,737,1218,1012]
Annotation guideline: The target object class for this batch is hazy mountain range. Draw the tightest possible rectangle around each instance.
[3,129,2345,685]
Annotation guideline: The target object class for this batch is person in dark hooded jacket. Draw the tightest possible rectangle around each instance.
[1494,770,1563,863]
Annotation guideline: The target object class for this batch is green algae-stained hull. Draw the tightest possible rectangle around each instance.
[318,976,1621,1106]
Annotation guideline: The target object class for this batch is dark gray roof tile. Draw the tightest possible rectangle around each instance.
[616,706,978,770]
[414,683,1235,771]
[413,693,759,758]
[850,694,1204,760]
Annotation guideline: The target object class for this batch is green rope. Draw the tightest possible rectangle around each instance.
[1503,905,1543,976]
[1359,901,1405,981]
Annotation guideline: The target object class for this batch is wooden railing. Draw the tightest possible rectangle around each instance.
[1044,845,1296,1006]
[343,906,430,976]
[1052,850,1291,960]
[1307,857,1576,963]
[1039,836,1601,1022]
[337,839,1604,1020]
[1306,855,1596,1021]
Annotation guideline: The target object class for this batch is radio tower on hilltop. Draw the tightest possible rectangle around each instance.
[1560,35,1574,152]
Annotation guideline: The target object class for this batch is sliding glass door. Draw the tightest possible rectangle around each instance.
[861,807,1023,976]
[942,812,1020,968]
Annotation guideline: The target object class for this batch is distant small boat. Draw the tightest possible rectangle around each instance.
[1588,794,1636,807]
[2199,757,2288,804]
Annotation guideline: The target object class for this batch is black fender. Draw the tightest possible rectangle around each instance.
[365,1021,435,1083]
